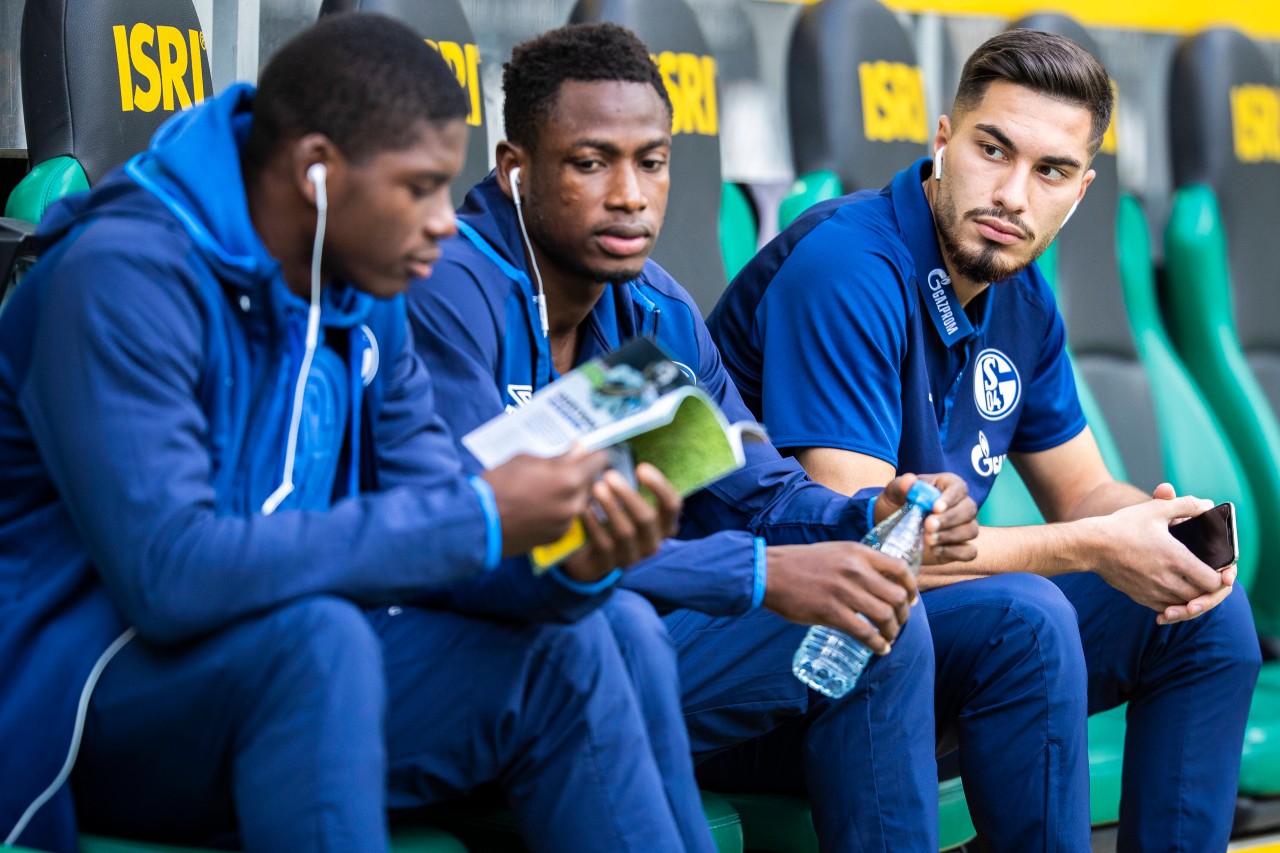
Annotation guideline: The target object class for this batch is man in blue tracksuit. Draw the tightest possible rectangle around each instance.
[405,25,1068,853]
[0,15,691,853]
[709,29,1262,851]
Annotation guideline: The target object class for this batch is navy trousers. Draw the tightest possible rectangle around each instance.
[680,572,1258,853]
[932,572,1260,853]
[674,601,940,852]
[71,594,687,852]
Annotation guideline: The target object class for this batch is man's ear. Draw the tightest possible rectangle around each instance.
[292,133,341,207]
[1079,168,1096,196]
[495,141,528,202]
[932,117,951,180]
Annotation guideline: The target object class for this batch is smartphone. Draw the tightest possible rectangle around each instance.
[1169,501,1238,570]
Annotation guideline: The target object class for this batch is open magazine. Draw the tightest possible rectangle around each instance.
[463,337,768,570]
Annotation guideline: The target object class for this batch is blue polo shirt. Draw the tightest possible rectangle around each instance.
[707,158,1086,508]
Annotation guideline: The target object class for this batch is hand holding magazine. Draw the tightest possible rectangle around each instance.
[463,337,767,569]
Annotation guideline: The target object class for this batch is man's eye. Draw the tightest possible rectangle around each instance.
[981,144,1005,160]
[1039,165,1066,181]
[641,158,667,171]
[577,160,604,172]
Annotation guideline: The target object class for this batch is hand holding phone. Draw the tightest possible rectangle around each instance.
[1168,501,1237,570]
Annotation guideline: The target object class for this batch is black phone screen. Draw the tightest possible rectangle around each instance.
[1168,502,1237,570]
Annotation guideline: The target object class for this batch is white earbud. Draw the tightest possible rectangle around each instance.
[264,161,328,516]
[1061,198,1080,228]
[934,146,946,180]
[307,162,327,212]
[506,164,548,338]
[509,166,522,205]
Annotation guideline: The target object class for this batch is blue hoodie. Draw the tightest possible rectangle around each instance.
[0,85,503,850]
[408,174,881,618]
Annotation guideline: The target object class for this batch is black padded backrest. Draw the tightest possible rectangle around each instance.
[788,0,928,191]
[1170,29,1280,378]
[569,0,729,315]
[20,0,211,184]
[1011,15,1164,490]
[319,0,490,208]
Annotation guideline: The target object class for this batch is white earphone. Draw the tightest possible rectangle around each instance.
[263,161,328,516]
[508,166,522,205]
[307,162,327,211]
[1061,198,1080,228]
[506,164,549,338]
[934,145,946,180]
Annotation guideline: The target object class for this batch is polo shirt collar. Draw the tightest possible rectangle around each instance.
[892,158,973,348]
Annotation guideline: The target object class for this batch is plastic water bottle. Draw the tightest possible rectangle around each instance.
[792,480,942,699]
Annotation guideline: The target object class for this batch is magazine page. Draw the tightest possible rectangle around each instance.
[463,336,691,469]
[463,336,766,570]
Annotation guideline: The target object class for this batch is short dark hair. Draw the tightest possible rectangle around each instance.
[244,13,468,173]
[502,22,673,151]
[954,29,1114,156]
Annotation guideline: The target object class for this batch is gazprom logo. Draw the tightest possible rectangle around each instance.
[970,430,1006,478]
[926,268,958,337]
[973,348,1020,421]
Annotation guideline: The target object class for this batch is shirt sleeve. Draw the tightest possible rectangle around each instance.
[680,292,880,549]
[406,253,619,622]
[19,231,493,644]
[1008,288,1087,453]
[754,217,912,468]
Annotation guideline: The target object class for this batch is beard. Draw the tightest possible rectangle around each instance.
[933,183,1054,284]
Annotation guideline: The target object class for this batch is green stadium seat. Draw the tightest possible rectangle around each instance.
[1161,27,1280,822]
[76,829,469,853]
[4,0,212,224]
[721,181,759,281]
[714,775,977,853]
[776,170,841,231]
[408,790,744,853]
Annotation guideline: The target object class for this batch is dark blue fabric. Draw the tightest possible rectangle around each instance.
[0,85,653,851]
[1052,571,1259,851]
[678,602,940,850]
[73,595,688,853]
[708,158,1086,508]
[710,157,1261,850]
[410,174,882,621]
[409,175,938,852]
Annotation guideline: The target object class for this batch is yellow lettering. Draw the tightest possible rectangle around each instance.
[464,43,482,127]
[157,25,190,111]
[113,25,133,111]
[1231,84,1280,164]
[129,23,161,113]
[190,29,206,104]
[702,55,719,136]
[653,51,719,137]
[114,23,204,114]
[424,39,483,128]
[859,61,927,144]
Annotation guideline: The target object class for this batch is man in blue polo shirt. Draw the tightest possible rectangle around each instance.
[405,23,1089,853]
[710,28,1261,851]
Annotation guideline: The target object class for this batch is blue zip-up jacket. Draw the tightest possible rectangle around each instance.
[409,174,880,617]
[0,85,505,850]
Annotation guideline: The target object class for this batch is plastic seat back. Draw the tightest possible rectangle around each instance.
[569,0,729,315]
[720,181,757,281]
[787,0,928,193]
[1164,27,1280,633]
[5,0,211,223]
[319,0,490,208]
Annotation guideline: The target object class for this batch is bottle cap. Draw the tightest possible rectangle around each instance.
[905,480,942,511]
